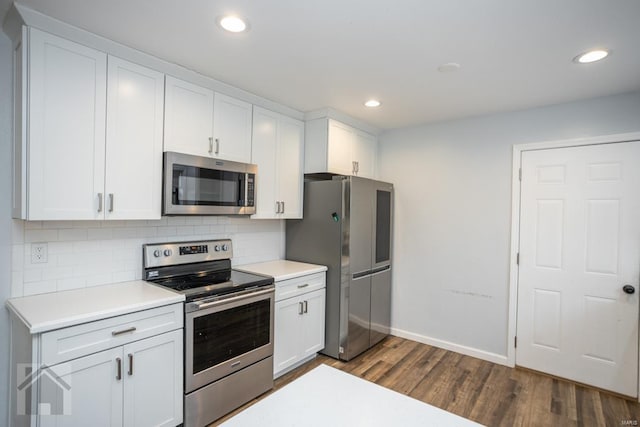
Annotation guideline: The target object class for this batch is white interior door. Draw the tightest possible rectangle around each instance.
[516,141,640,397]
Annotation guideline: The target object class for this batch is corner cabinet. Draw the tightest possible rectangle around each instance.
[274,272,326,378]
[164,77,252,163]
[14,27,164,220]
[10,303,184,427]
[304,118,378,178]
[251,106,304,219]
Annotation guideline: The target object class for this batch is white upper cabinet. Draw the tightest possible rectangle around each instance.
[251,107,304,219]
[164,78,253,163]
[18,28,164,220]
[305,118,378,178]
[163,76,214,157]
[105,56,165,220]
[27,28,107,220]
[213,93,253,163]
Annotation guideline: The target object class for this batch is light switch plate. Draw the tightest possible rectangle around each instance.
[31,242,48,264]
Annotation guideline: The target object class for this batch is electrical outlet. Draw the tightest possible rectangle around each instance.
[31,243,48,264]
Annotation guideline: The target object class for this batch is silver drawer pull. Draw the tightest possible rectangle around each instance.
[298,302,304,315]
[231,361,241,368]
[116,357,122,380]
[128,353,133,376]
[297,283,309,289]
[303,300,308,313]
[112,326,137,336]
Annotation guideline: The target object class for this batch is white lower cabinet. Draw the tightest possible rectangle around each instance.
[11,303,183,427]
[274,274,326,378]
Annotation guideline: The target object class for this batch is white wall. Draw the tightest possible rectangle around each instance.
[0,29,13,424]
[379,91,640,359]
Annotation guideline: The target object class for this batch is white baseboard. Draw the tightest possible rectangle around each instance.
[390,328,511,367]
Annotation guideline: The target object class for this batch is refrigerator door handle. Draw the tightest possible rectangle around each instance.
[352,264,391,280]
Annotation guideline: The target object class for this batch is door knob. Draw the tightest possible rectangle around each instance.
[623,285,636,294]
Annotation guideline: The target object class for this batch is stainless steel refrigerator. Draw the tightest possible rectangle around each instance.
[286,175,393,361]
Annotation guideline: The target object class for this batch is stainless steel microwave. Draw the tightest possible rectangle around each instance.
[163,152,257,215]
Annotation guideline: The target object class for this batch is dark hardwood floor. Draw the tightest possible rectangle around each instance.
[214,336,640,426]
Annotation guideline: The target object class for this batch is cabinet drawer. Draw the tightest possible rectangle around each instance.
[275,272,325,302]
[41,303,183,366]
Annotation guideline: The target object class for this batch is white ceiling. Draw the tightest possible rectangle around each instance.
[8,0,640,129]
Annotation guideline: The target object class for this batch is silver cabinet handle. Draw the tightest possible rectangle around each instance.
[352,161,356,174]
[208,137,213,154]
[128,353,133,376]
[281,201,285,213]
[275,201,280,214]
[215,138,220,155]
[298,301,304,315]
[112,326,136,336]
[116,357,122,380]
[108,193,114,212]
[303,300,308,313]
[356,161,359,173]
[297,283,309,289]
[97,193,103,212]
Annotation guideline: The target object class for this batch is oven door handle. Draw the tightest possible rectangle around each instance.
[193,286,274,311]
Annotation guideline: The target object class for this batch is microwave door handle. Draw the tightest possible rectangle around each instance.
[244,174,249,207]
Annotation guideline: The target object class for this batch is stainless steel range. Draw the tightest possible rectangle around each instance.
[143,239,275,427]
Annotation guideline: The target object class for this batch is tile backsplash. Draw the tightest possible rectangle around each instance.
[11,216,285,297]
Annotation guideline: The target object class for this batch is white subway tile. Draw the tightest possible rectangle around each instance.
[146,218,168,226]
[86,274,114,287]
[73,241,101,253]
[136,227,158,238]
[59,228,88,242]
[88,228,113,240]
[224,225,239,233]
[11,271,24,297]
[57,278,86,291]
[42,266,74,281]
[43,221,74,229]
[23,280,57,296]
[184,217,203,225]
[12,245,24,272]
[72,220,103,228]
[126,221,143,228]
[111,228,132,239]
[167,217,186,225]
[12,220,25,244]
[25,229,59,243]
[25,221,43,229]
[48,242,74,254]
[157,226,177,237]
[23,269,43,283]
[176,226,195,236]
[201,217,219,225]
[112,271,136,283]
[193,225,210,235]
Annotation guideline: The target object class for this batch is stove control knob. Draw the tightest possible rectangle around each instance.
[153,250,161,258]
[164,249,172,257]
[222,244,229,251]
[214,245,221,252]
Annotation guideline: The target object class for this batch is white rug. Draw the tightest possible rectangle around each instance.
[221,364,483,426]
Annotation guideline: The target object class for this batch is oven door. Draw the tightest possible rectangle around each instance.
[184,286,274,393]
[164,151,256,215]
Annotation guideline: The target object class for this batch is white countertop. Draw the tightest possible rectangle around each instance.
[6,281,184,334]
[221,364,482,426]
[235,260,327,281]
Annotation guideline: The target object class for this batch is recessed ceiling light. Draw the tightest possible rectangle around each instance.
[219,15,248,33]
[364,99,381,108]
[573,49,609,64]
[437,62,461,73]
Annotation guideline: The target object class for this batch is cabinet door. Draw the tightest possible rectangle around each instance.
[28,28,107,220]
[274,296,303,377]
[40,347,123,427]
[301,288,326,358]
[123,330,183,427]
[251,107,279,218]
[277,117,304,219]
[213,93,253,162]
[327,120,355,176]
[353,131,377,179]
[105,56,164,220]
[164,76,214,157]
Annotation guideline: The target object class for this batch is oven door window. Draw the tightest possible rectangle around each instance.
[192,299,271,374]
[172,163,245,207]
